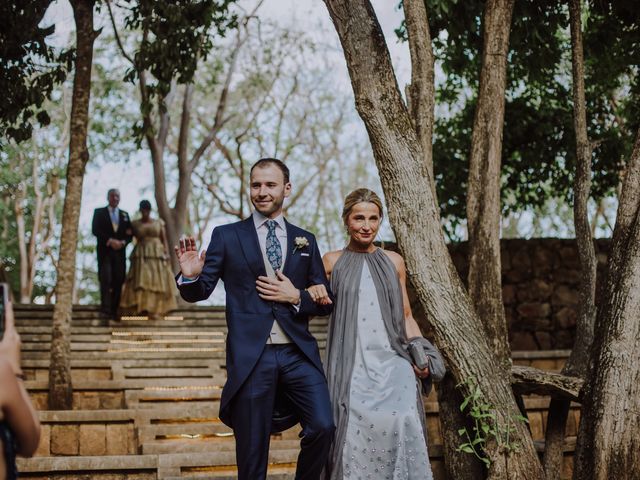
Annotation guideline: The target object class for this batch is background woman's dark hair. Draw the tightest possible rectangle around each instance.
[139,200,152,211]
[250,158,290,183]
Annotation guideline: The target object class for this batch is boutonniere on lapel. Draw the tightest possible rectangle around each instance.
[293,236,309,254]
[122,212,129,221]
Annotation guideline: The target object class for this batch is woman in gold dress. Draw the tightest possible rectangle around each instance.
[120,200,177,319]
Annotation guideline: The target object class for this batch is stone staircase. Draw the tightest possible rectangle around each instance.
[13,304,578,479]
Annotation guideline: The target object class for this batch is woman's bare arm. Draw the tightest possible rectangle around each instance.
[0,360,41,457]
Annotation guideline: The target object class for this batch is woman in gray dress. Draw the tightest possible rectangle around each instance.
[308,188,444,480]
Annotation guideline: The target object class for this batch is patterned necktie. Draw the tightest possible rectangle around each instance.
[265,219,282,272]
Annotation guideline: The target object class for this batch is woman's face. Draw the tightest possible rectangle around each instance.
[346,201,381,247]
[140,208,151,221]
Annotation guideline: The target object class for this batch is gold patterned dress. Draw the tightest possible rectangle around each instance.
[120,219,177,316]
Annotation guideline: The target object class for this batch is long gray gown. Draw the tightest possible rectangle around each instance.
[324,249,434,480]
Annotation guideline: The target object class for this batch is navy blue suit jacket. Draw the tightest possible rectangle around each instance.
[177,217,333,429]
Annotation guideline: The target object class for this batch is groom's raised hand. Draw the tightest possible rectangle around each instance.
[174,236,206,278]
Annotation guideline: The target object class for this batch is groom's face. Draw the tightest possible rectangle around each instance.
[250,164,291,219]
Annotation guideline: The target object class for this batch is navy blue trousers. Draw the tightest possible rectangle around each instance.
[230,344,335,480]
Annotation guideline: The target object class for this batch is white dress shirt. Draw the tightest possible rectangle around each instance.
[109,206,119,231]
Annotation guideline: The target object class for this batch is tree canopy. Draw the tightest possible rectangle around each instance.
[0,1,73,143]
[398,0,639,226]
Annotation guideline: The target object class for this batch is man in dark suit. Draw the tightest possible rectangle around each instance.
[175,158,335,480]
[92,189,132,318]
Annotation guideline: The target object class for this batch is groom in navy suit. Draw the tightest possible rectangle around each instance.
[175,158,335,480]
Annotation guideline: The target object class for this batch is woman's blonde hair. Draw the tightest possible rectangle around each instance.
[341,188,384,225]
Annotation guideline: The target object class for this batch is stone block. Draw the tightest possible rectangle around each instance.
[562,454,574,479]
[552,285,579,307]
[34,424,51,457]
[552,269,581,284]
[74,392,100,410]
[126,473,156,480]
[431,460,447,480]
[100,392,124,409]
[89,369,112,380]
[534,331,552,350]
[79,424,106,456]
[72,369,90,381]
[530,358,557,371]
[516,302,551,319]
[553,331,574,349]
[532,279,553,301]
[51,424,79,455]
[502,284,516,304]
[504,268,528,283]
[31,392,49,410]
[106,424,131,455]
[566,407,578,436]
[510,332,538,351]
[511,248,532,270]
[560,246,579,268]
[554,307,577,329]
[528,411,544,441]
[425,416,442,446]
[532,246,554,274]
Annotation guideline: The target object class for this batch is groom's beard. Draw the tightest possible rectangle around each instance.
[252,197,284,218]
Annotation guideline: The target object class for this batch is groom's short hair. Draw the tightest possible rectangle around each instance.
[250,158,290,183]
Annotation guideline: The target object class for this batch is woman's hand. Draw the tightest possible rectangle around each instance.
[0,297,23,376]
[413,365,430,379]
[306,284,332,305]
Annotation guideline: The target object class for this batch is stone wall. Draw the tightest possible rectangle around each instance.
[398,238,610,351]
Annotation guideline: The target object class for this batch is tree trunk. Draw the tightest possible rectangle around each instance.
[322,1,544,478]
[437,374,486,479]
[48,0,97,410]
[543,0,597,476]
[403,1,482,476]
[403,0,436,199]
[466,0,514,366]
[573,128,640,479]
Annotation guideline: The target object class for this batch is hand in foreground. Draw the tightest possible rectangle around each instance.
[256,270,300,304]
[413,365,430,379]
[174,236,205,278]
[306,284,332,305]
[0,297,23,376]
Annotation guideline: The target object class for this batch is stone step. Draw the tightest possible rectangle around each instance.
[164,473,295,480]
[21,350,228,360]
[142,438,301,455]
[22,359,227,373]
[138,421,233,442]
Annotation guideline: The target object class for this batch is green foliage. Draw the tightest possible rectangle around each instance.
[0,1,73,144]
[456,376,529,467]
[397,0,639,222]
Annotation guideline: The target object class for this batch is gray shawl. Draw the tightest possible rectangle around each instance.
[323,248,433,479]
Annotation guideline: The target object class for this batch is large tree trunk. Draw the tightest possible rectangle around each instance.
[403,1,483,477]
[466,0,514,366]
[543,0,597,476]
[48,0,97,410]
[573,128,640,479]
[322,1,544,478]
